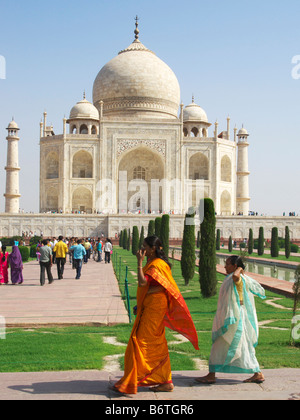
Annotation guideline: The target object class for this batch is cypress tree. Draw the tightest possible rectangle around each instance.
[285,226,291,259]
[248,228,254,255]
[199,198,217,298]
[258,227,264,256]
[181,211,196,286]
[216,229,220,250]
[132,226,139,256]
[127,228,131,251]
[228,235,233,252]
[122,228,128,250]
[196,230,200,248]
[148,220,155,237]
[119,230,123,247]
[139,226,145,249]
[271,227,279,257]
[161,214,170,257]
[155,217,162,239]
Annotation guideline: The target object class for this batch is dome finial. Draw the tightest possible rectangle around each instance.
[134,15,140,40]
[83,90,86,100]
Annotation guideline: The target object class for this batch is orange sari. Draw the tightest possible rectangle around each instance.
[114,258,199,394]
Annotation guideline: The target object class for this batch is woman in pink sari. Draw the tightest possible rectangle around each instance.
[0,246,9,284]
[8,246,23,285]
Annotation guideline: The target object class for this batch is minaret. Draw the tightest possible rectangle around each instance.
[4,119,21,213]
[236,126,250,215]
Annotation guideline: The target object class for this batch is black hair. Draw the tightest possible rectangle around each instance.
[144,235,172,268]
[227,255,246,270]
[42,239,48,246]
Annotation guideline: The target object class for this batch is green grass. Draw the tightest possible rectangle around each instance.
[0,246,299,373]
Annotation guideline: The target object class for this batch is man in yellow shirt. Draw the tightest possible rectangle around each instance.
[53,236,68,279]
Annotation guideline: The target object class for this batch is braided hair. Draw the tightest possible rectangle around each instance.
[144,235,172,268]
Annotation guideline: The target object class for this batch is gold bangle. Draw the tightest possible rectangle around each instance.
[138,266,143,268]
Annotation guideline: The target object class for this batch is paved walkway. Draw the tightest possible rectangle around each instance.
[0,256,299,400]
[0,369,299,400]
[0,258,129,326]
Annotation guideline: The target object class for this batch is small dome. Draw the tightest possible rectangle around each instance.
[238,127,249,136]
[7,119,19,130]
[183,98,208,123]
[69,97,99,121]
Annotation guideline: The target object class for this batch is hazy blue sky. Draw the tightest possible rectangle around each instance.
[0,0,300,215]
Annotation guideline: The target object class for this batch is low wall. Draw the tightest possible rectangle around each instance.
[0,213,299,241]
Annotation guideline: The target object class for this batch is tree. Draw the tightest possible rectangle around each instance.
[228,235,232,252]
[248,228,254,255]
[196,230,200,248]
[155,217,162,239]
[161,214,170,257]
[181,211,196,286]
[139,226,145,249]
[148,220,155,237]
[122,229,128,250]
[285,226,291,259]
[258,227,264,256]
[132,226,139,256]
[127,228,131,251]
[271,227,279,257]
[216,229,220,250]
[199,199,217,298]
[119,230,123,247]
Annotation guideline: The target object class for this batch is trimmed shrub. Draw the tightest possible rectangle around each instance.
[216,229,220,250]
[228,235,232,252]
[199,199,217,298]
[148,220,155,237]
[285,226,291,259]
[19,246,29,262]
[155,217,162,239]
[271,227,279,258]
[258,227,264,256]
[181,211,196,286]
[132,226,139,256]
[248,228,254,255]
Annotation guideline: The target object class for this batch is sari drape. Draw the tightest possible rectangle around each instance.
[0,252,9,284]
[209,273,265,374]
[114,258,199,394]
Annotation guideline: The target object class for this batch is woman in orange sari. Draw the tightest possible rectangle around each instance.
[113,236,199,394]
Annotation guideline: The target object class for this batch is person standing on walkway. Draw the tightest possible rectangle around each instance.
[96,238,103,262]
[8,245,23,285]
[39,239,54,286]
[70,239,86,279]
[53,236,68,279]
[83,238,91,263]
[113,236,199,395]
[196,255,266,385]
[104,238,112,263]
[0,245,9,284]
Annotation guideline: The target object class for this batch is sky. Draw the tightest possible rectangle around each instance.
[0,0,300,216]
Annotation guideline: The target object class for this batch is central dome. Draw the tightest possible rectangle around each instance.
[93,36,180,119]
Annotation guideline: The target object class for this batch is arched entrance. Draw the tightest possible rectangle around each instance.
[118,147,164,213]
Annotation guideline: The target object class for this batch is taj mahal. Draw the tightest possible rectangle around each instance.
[1,19,299,240]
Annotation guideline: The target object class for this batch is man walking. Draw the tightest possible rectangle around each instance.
[70,239,86,279]
[53,236,68,279]
[39,239,54,286]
